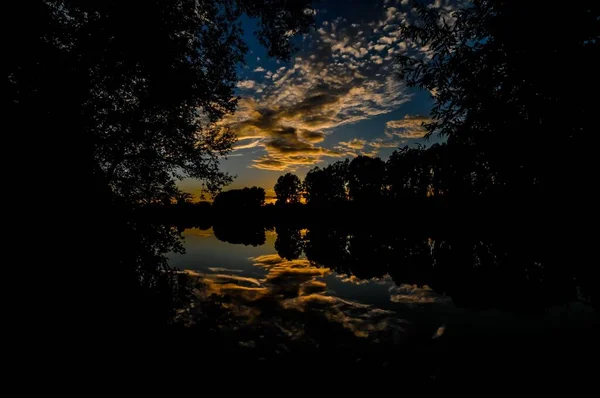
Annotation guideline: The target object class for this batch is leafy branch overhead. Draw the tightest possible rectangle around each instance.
[10,0,315,203]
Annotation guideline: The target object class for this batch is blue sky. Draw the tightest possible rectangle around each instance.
[180,0,450,199]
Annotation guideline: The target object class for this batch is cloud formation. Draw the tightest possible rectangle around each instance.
[334,138,379,157]
[385,114,431,139]
[335,114,431,156]
[338,138,367,150]
[236,80,258,90]
[223,5,422,171]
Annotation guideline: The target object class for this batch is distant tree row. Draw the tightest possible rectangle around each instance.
[273,143,508,206]
[213,187,265,210]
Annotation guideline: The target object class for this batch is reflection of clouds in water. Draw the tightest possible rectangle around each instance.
[184,255,448,344]
[284,294,409,340]
[389,284,453,307]
[187,270,262,287]
[432,325,445,339]
[339,274,372,285]
[338,273,394,285]
[183,228,214,238]
[246,253,281,266]
[299,280,326,296]
[207,267,244,273]
[185,255,407,341]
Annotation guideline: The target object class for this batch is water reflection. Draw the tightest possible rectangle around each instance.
[178,252,448,350]
[166,223,597,379]
[171,222,597,314]
[274,225,303,260]
[204,223,589,311]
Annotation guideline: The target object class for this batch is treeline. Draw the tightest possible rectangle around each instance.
[141,186,267,226]
[145,138,558,226]
[153,139,550,213]
[273,143,546,212]
[274,147,448,207]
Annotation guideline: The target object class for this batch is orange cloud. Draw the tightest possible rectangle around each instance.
[385,115,431,139]
[338,138,366,150]
[221,15,414,171]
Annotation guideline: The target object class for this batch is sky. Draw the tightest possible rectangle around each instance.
[179,0,451,200]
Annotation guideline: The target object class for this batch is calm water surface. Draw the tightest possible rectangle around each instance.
[168,227,595,346]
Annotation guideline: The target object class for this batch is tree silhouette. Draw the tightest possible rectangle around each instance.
[327,159,350,200]
[9,1,317,326]
[348,156,386,203]
[303,159,349,206]
[396,0,597,201]
[213,187,265,211]
[274,173,302,205]
[10,1,315,204]
[386,146,431,201]
[303,168,327,206]
[426,144,450,199]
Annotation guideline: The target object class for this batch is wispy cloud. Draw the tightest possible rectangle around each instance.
[236,80,260,90]
[232,139,263,151]
[330,114,431,156]
[223,5,421,171]
[334,138,374,156]
[338,138,367,150]
[385,115,431,139]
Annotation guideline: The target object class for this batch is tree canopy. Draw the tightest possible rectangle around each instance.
[8,0,316,325]
[274,173,302,205]
[347,156,386,203]
[396,0,598,198]
[213,187,266,211]
[303,159,349,206]
[386,146,430,200]
[10,0,315,204]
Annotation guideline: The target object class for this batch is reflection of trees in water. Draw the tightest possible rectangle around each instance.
[274,225,303,260]
[212,222,266,247]
[303,227,351,274]
[304,225,594,311]
[97,211,190,327]
[209,221,596,310]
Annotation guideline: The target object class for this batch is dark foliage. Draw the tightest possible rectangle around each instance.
[396,0,599,202]
[274,173,302,205]
[213,187,265,211]
[9,0,315,327]
[347,156,386,203]
[10,0,315,204]
[303,159,349,206]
